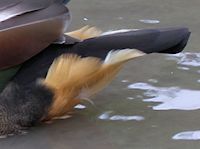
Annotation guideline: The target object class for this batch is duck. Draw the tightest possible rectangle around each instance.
[0,0,190,137]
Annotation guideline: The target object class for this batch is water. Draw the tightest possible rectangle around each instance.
[98,111,145,121]
[1,0,200,148]
[128,81,200,110]
[139,19,160,24]
[173,130,200,140]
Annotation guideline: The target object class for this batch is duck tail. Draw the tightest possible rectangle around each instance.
[104,49,145,65]
[77,49,145,98]
[41,54,102,118]
[71,27,190,59]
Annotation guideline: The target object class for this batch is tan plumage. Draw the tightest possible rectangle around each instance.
[42,54,101,119]
[41,49,145,120]
[78,49,145,99]
[65,25,102,41]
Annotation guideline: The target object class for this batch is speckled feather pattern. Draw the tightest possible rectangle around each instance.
[0,82,53,136]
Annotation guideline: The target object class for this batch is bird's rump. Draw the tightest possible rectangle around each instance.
[42,54,102,119]
[41,49,144,119]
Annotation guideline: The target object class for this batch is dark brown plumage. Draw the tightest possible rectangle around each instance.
[0,0,70,69]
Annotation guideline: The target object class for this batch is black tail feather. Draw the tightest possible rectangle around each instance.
[12,27,190,86]
[71,27,190,59]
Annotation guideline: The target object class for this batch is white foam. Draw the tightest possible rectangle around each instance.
[128,82,200,110]
[172,130,200,140]
[98,111,144,121]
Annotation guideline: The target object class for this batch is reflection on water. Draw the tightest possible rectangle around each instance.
[173,130,200,140]
[126,52,200,141]
[74,104,86,109]
[139,19,160,24]
[177,66,190,70]
[121,79,129,83]
[128,82,200,110]
[167,52,200,67]
[125,52,200,111]
[83,17,88,21]
[98,111,144,121]
[148,79,158,83]
[101,29,138,36]
[126,97,135,100]
[117,16,123,20]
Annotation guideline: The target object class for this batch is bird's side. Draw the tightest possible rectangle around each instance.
[10,26,190,89]
[0,0,71,70]
[0,23,191,137]
[43,49,145,120]
[0,48,144,137]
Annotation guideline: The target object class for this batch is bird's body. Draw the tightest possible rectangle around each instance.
[0,0,71,69]
[0,0,191,137]
[43,49,144,119]
[0,47,144,136]
[0,26,190,137]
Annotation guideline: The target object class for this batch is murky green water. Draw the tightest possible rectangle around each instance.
[1,0,200,148]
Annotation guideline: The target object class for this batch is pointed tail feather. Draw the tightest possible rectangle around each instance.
[79,49,145,98]
[43,54,101,90]
[104,49,145,65]
[43,49,145,98]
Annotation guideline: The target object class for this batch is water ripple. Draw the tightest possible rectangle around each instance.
[128,83,200,110]
[167,52,200,67]
[173,130,200,140]
[139,19,160,24]
[74,104,86,109]
[98,111,144,121]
